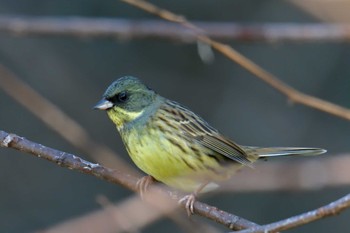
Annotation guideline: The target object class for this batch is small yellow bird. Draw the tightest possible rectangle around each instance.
[94,76,326,215]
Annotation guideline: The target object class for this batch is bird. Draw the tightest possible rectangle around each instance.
[94,76,326,215]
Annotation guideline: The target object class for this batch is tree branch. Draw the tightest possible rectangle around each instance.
[120,0,350,122]
[0,130,258,230]
[234,193,350,233]
[1,14,350,42]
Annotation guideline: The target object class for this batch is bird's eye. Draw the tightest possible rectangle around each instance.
[107,91,129,104]
[117,91,128,103]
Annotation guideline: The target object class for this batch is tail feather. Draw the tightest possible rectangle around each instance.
[243,146,326,158]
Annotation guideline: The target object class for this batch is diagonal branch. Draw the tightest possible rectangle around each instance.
[0,63,133,174]
[235,193,350,233]
[120,0,350,121]
[0,130,258,230]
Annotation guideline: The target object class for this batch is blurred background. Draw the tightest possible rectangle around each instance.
[1,0,350,232]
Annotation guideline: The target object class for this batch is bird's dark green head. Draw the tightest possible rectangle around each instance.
[94,76,158,128]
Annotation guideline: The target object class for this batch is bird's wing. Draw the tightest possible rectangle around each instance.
[165,100,252,166]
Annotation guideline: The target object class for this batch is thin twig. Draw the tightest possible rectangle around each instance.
[0,130,258,230]
[120,0,350,121]
[234,193,350,233]
[1,15,350,42]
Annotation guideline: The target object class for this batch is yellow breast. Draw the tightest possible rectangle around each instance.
[120,123,242,192]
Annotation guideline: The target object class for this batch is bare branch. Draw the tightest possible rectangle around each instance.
[1,15,350,42]
[120,0,350,121]
[0,130,258,230]
[235,193,350,233]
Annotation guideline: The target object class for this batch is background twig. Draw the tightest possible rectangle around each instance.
[222,154,350,192]
[0,63,133,174]
[120,0,350,121]
[1,15,350,42]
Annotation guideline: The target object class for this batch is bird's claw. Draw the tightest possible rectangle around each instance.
[136,175,154,199]
[179,194,196,216]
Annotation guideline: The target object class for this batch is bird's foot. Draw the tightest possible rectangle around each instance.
[179,193,196,216]
[136,175,154,199]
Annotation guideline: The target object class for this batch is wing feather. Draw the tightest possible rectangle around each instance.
[164,100,252,166]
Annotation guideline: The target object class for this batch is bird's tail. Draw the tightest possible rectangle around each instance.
[243,146,326,158]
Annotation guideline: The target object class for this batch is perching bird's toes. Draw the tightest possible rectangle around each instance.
[179,194,196,216]
[136,175,154,199]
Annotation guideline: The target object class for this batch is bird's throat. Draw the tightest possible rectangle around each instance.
[107,107,144,129]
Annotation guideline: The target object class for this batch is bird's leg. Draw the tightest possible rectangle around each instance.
[179,182,208,216]
[136,175,155,199]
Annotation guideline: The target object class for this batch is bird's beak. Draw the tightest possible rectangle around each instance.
[93,99,114,110]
